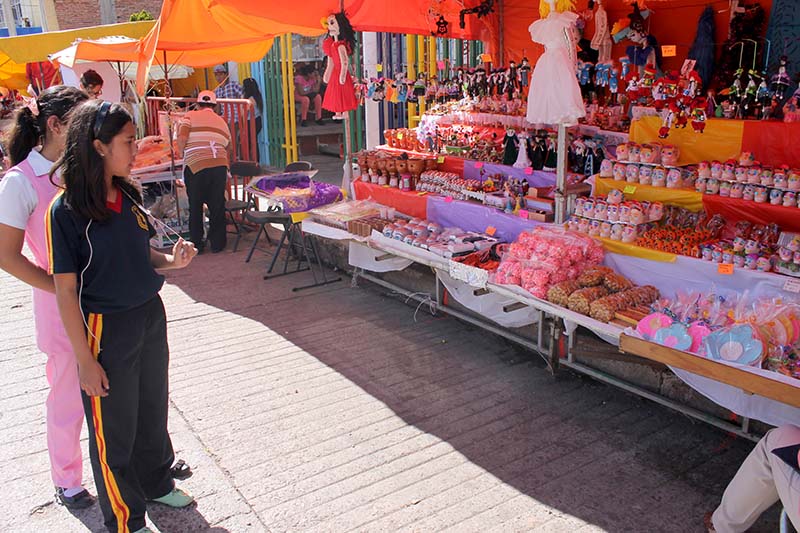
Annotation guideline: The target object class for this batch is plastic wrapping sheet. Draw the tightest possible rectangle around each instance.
[461,160,558,188]
[348,242,413,273]
[603,252,797,301]
[426,196,544,243]
[703,194,800,235]
[301,220,366,242]
[437,271,540,328]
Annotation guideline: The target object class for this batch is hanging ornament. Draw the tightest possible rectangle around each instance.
[434,15,449,36]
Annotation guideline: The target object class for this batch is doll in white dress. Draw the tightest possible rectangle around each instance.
[525,0,586,126]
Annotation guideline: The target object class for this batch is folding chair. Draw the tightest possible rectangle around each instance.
[226,161,264,251]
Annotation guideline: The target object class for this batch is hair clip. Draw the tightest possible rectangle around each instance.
[23,96,39,117]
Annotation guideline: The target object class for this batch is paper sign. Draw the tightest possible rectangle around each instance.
[486,226,497,236]
[376,63,383,72]
[784,278,800,293]
[437,156,445,163]
[397,132,404,140]
[480,53,493,63]
[661,45,677,58]
[623,185,637,194]
[444,196,453,203]
[474,161,484,168]
[717,263,734,275]
[519,210,529,219]
[524,167,533,175]
[437,60,445,70]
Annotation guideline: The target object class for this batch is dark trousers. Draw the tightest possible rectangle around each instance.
[83,296,175,533]
[184,165,227,252]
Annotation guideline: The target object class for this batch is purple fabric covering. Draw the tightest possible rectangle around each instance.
[252,173,311,193]
[426,196,545,242]
[461,160,557,188]
[250,174,342,213]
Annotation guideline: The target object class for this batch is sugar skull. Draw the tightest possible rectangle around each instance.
[745,254,759,270]
[628,143,642,163]
[607,203,620,222]
[697,161,711,179]
[578,217,590,233]
[784,191,797,207]
[733,254,746,268]
[705,178,720,195]
[574,197,586,216]
[745,165,761,184]
[738,151,755,166]
[616,143,629,161]
[619,203,631,223]
[731,183,744,199]
[719,181,732,197]
[639,144,658,164]
[599,159,614,178]
[754,186,768,203]
[652,166,667,187]
[722,251,734,264]
[588,219,601,236]
[582,198,595,218]
[610,223,624,241]
[711,248,722,263]
[626,164,640,183]
[710,160,723,179]
[666,168,682,189]
[568,215,580,231]
[734,166,747,182]
[695,177,707,193]
[600,221,612,238]
[774,170,788,189]
[779,247,794,262]
[757,257,772,272]
[607,189,624,204]
[743,184,755,201]
[661,145,680,166]
[594,200,608,220]
[744,239,760,255]
[647,202,664,221]
[613,162,627,181]
[788,170,800,190]
[701,246,712,261]
[682,169,697,189]
[629,204,645,224]
[794,251,800,265]
[722,161,736,181]
[770,188,784,205]
[621,225,638,243]
[788,236,800,252]
[639,165,653,185]
[732,237,745,253]
[758,167,773,185]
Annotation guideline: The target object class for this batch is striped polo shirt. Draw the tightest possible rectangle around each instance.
[177,108,232,173]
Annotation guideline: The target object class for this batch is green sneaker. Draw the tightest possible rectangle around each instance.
[133,528,155,533]
[151,487,194,508]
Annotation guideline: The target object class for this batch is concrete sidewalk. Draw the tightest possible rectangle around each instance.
[0,242,780,532]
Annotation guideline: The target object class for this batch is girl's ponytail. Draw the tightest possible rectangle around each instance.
[7,106,40,166]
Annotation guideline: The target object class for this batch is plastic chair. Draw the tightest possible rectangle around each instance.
[226,161,264,251]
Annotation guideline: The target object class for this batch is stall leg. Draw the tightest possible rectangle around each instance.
[548,318,562,375]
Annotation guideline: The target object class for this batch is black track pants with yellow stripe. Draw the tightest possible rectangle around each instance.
[83,295,175,533]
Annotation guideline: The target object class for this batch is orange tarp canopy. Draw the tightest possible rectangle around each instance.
[49,36,146,69]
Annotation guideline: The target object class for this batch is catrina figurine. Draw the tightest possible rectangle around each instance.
[502,129,520,166]
[322,11,358,119]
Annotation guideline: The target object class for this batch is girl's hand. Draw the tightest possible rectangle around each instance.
[171,238,198,268]
[339,74,346,85]
[79,359,109,397]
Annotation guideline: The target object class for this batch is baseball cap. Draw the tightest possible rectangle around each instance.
[197,90,217,104]
[213,64,227,73]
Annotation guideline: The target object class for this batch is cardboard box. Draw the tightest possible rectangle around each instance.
[525,196,555,213]
[525,211,554,222]
[527,186,555,198]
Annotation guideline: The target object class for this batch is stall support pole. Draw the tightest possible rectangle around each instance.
[343,113,353,197]
[554,123,568,224]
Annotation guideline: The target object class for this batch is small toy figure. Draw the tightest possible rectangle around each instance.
[690,99,707,133]
[771,55,792,102]
[513,131,532,169]
[502,129,519,166]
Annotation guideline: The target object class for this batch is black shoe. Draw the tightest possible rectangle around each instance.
[316,119,325,125]
[170,459,193,480]
[55,487,96,510]
[300,120,308,127]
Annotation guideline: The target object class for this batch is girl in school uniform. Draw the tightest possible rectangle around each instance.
[0,86,92,508]
[47,100,197,533]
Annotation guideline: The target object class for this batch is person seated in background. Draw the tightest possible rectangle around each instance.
[294,64,324,127]
[706,424,799,532]
[79,69,103,99]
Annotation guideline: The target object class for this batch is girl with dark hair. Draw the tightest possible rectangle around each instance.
[322,11,358,119]
[0,85,93,509]
[242,77,264,134]
[47,101,197,533]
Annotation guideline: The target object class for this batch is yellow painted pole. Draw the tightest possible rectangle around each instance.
[279,35,291,164]
[428,36,436,78]
[406,34,416,127]
[286,34,298,162]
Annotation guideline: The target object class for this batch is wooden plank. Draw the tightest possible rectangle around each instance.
[619,334,800,408]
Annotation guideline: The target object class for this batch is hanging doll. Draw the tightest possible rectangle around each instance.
[624,3,660,79]
[771,56,791,102]
[322,11,358,118]
[518,57,532,89]
[590,0,612,63]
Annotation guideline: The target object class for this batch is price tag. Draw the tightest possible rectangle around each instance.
[397,132,404,140]
[444,196,453,203]
[437,156,445,163]
[784,278,800,293]
[376,63,383,72]
[480,53,493,63]
[623,185,637,194]
[486,226,497,236]
[417,191,428,196]
[661,45,677,57]
[436,60,445,70]
[474,161,484,169]
[518,209,529,219]
[382,185,390,188]
[717,263,734,275]
[524,167,533,175]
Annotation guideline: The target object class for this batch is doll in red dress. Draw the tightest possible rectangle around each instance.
[322,11,358,119]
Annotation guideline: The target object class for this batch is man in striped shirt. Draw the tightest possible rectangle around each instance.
[177,90,233,253]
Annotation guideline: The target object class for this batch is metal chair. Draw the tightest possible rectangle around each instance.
[226,161,265,251]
